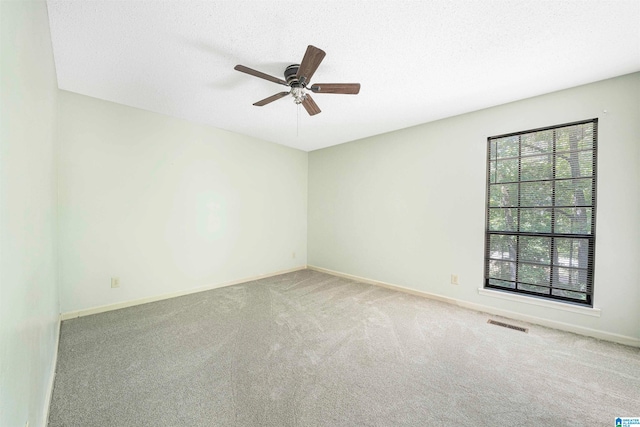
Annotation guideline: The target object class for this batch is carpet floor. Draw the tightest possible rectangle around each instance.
[48,269,640,426]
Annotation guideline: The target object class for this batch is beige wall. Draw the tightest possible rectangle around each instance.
[308,72,640,343]
[57,91,308,313]
[0,2,60,426]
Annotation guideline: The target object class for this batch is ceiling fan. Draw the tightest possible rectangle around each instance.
[234,45,360,116]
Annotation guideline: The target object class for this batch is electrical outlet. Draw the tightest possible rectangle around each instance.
[292,251,296,259]
[451,274,459,285]
[111,277,120,288]
[25,421,29,427]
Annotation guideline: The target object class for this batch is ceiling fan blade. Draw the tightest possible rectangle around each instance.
[309,83,361,94]
[296,45,326,85]
[234,65,288,86]
[301,94,321,116]
[253,91,290,106]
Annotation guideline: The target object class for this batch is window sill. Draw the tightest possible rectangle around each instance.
[477,288,601,317]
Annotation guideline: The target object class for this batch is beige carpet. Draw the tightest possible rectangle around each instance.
[48,269,640,426]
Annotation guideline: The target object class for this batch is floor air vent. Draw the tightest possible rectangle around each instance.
[487,319,528,333]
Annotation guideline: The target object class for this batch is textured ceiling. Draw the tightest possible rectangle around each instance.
[47,1,640,152]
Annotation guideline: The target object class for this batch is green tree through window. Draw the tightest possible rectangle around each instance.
[485,119,597,305]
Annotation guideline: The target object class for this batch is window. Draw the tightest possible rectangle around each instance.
[484,119,597,306]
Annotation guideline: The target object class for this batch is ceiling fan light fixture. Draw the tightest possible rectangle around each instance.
[291,87,307,104]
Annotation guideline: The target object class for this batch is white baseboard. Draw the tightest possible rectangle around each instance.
[61,266,307,321]
[43,314,61,427]
[307,265,640,348]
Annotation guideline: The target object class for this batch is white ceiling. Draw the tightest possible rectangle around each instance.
[47,1,640,152]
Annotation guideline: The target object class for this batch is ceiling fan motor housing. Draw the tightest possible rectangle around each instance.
[285,64,302,87]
